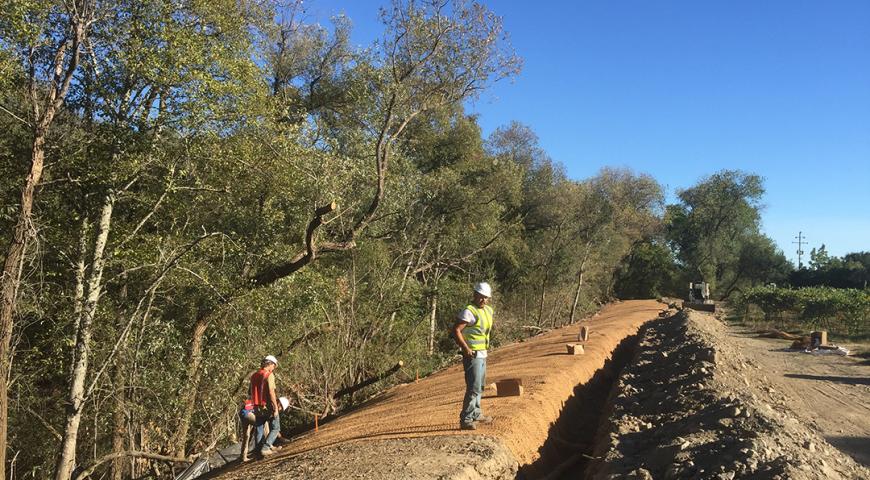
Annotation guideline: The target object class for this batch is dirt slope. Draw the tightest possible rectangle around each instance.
[213,300,664,479]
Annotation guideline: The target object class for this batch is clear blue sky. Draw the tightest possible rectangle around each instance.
[306,1,870,264]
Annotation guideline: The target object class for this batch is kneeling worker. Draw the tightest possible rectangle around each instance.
[452,282,495,430]
[244,355,282,459]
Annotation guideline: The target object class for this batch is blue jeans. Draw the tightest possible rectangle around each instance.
[255,411,280,450]
[460,355,486,424]
[239,410,256,459]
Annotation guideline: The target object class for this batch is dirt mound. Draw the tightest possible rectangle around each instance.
[586,311,869,480]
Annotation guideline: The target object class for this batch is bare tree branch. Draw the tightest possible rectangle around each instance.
[251,201,338,286]
[73,451,190,480]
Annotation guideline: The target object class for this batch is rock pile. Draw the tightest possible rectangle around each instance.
[587,311,869,480]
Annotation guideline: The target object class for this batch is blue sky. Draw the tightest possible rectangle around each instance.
[306,1,870,264]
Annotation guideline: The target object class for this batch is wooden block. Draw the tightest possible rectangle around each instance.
[566,343,584,355]
[496,378,523,397]
[578,326,589,342]
[811,331,827,347]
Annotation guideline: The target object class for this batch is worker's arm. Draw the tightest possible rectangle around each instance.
[267,374,280,415]
[452,322,474,358]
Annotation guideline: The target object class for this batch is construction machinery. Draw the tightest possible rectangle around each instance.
[684,282,716,312]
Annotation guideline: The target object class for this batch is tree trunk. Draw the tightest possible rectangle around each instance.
[110,387,127,479]
[55,195,114,480]
[170,315,209,458]
[387,256,416,332]
[427,292,437,355]
[568,243,593,325]
[1,17,86,474]
[110,337,129,480]
[0,131,47,479]
[569,268,585,325]
[537,277,547,327]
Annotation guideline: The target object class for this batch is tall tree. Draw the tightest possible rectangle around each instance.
[0,2,94,476]
[666,170,765,298]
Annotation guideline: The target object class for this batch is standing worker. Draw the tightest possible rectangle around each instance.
[452,282,495,430]
[247,355,282,457]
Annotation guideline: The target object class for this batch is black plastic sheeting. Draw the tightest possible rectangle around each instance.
[173,440,251,480]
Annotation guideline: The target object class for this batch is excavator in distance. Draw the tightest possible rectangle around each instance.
[684,282,716,312]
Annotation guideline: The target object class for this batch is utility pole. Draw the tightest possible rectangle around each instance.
[793,231,807,269]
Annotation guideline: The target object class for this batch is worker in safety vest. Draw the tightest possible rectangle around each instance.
[452,282,495,430]
[240,355,282,460]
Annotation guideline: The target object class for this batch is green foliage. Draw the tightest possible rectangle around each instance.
[613,240,679,299]
[737,286,869,337]
[790,249,869,289]
[666,170,791,299]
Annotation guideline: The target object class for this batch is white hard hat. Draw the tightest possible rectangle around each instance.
[474,282,492,298]
[264,355,278,366]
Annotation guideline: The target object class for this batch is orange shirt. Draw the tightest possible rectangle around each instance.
[249,369,273,407]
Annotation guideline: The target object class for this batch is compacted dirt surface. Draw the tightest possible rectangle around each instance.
[723,323,870,466]
[207,301,870,480]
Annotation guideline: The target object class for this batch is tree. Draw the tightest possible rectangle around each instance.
[613,240,679,299]
[790,250,869,289]
[666,170,765,298]
[0,2,94,476]
[721,233,791,298]
[809,244,837,270]
[169,0,520,457]
[396,107,522,353]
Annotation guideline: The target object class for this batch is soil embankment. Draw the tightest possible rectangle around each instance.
[212,300,663,480]
[585,310,870,480]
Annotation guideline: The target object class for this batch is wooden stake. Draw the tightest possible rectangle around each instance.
[315,414,319,432]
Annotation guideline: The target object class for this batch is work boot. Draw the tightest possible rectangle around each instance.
[460,421,477,430]
[274,436,291,446]
[260,447,275,456]
[475,415,493,424]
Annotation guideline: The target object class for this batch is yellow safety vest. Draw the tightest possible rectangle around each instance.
[463,304,493,351]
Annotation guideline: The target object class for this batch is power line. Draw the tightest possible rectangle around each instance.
[793,231,807,269]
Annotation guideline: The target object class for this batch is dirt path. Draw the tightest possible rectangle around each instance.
[724,324,870,465]
[211,300,664,479]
